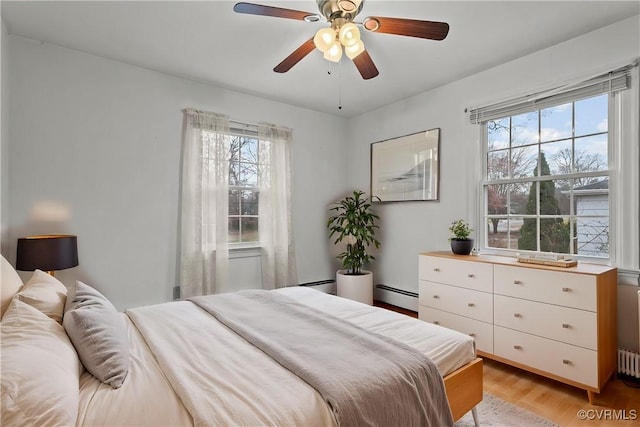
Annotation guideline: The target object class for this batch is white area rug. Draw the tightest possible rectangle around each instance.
[455,393,558,427]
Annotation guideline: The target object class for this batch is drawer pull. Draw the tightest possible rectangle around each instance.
[562,359,572,365]
[469,333,476,337]
[433,321,440,325]
[433,268,441,272]
[468,303,475,307]
[467,274,475,278]
[513,313,522,318]
[513,280,522,285]
[513,345,522,350]
[433,295,439,299]
[562,287,571,292]
[562,323,571,329]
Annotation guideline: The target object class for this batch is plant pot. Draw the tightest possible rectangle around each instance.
[450,238,474,255]
[336,269,373,305]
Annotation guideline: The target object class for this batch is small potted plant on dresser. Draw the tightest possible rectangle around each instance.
[327,190,380,305]
[449,219,474,255]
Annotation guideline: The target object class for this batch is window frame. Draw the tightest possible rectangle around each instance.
[226,128,262,249]
[471,63,637,267]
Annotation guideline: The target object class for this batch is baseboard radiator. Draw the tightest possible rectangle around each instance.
[618,349,640,378]
[617,290,640,379]
[374,284,419,312]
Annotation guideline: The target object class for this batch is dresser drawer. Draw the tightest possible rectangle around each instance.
[419,256,493,292]
[419,306,493,354]
[494,326,597,387]
[420,281,493,323]
[494,265,596,311]
[494,295,597,350]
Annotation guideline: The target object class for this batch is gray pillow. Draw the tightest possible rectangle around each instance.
[63,281,129,388]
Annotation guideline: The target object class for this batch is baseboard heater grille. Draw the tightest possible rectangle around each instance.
[375,284,418,298]
[299,280,335,287]
[618,349,640,379]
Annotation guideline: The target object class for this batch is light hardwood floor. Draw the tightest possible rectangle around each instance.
[374,301,640,426]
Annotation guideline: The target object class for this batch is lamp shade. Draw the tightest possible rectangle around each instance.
[16,235,79,272]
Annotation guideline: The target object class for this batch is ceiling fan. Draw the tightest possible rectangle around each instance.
[233,0,449,80]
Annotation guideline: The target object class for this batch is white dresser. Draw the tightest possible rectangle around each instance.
[418,251,617,403]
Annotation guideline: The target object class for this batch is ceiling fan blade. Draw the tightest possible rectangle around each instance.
[233,2,318,21]
[363,16,449,40]
[274,38,316,73]
[352,50,379,80]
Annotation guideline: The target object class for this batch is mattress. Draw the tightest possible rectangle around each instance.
[77,287,475,426]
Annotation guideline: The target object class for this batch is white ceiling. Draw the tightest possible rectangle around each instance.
[2,1,639,117]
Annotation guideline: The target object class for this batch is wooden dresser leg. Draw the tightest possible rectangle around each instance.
[471,407,480,427]
[587,390,595,404]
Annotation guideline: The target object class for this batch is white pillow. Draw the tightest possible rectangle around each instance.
[17,270,68,324]
[1,298,81,426]
[64,281,129,389]
[1,255,23,319]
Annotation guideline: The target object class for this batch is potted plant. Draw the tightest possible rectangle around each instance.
[449,219,474,255]
[327,190,380,304]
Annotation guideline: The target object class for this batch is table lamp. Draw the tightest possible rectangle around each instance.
[16,235,79,276]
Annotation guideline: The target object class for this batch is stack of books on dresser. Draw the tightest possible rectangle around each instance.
[516,253,578,268]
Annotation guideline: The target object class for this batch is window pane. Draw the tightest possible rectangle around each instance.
[229,136,241,162]
[238,162,258,186]
[229,190,240,215]
[241,190,258,215]
[488,118,509,150]
[510,182,531,215]
[575,135,608,171]
[486,217,509,248]
[487,184,508,216]
[240,138,258,163]
[511,112,538,147]
[229,163,239,185]
[511,145,537,178]
[542,141,572,176]
[487,150,509,180]
[517,218,537,251]
[241,217,259,242]
[575,94,607,136]
[576,216,609,257]
[541,103,572,142]
[539,218,571,253]
[538,180,563,215]
[229,217,240,243]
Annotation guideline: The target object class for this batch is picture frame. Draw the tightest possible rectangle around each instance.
[370,128,440,202]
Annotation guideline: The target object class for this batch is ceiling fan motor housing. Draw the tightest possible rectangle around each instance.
[317,0,363,22]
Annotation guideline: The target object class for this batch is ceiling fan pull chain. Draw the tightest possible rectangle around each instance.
[338,61,343,110]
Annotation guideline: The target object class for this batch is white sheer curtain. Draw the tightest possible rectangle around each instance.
[179,109,230,298]
[258,123,298,289]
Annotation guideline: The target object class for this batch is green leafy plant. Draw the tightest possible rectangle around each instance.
[449,219,473,240]
[327,190,380,275]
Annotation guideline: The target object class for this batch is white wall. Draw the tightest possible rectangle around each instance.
[347,16,640,351]
[1,18,8,257]
[6,35,348,309]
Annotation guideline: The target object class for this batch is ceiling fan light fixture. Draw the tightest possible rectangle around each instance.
[345,40,365,59]
[323,41,343,62]
[314,27,336,53]
[338,22,360,47]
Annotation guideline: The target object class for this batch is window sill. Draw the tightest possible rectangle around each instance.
[229,245,262,259]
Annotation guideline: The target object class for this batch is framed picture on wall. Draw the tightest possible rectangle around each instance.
[370,128,440,202]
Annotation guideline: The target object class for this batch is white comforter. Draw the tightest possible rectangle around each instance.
[76,287,475,426]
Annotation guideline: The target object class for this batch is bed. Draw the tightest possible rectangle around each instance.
[1,255,482,426]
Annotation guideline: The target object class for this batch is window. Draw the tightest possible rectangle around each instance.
[471,66,633,260]
[201,128,262,245]
[228,134,260,244]
[180,109,297,297]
